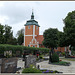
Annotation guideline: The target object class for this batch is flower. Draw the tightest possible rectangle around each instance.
[46,70,49,73]
[42,70,49,73]
[50,71,53,73]
[60,59,62,61]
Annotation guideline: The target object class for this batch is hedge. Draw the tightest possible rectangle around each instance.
[0,44,50,56]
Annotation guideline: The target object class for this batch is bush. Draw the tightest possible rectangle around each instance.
[71,51,75,56]
[39,55,44,59]
[0,44,50,57]
[51,53,59,62]
[61,52,65,56]
[22,67,42,73]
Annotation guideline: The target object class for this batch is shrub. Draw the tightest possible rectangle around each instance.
[22,67,42,73]
[51,53,59,62]
[0,44,50,57]
[39,55,44,59]
[61,52,65,56]
[71,51,75,56]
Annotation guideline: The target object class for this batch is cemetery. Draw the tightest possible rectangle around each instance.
[0,5,75,74]
[0,44,75,73]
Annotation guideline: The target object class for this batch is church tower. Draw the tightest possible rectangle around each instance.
[24,11,40,47]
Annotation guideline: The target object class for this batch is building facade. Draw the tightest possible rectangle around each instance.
[24,11,43,47]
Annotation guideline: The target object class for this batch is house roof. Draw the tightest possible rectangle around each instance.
[35,35,44,44]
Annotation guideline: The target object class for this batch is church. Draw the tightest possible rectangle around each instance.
[24,11,44,48]
[24,11,68,52]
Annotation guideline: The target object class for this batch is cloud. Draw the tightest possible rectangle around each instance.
[0,1,40,37]
[0,1,75,37]
[0,1,39,25]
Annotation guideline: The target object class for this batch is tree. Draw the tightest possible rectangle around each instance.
[43,28,59,49]
[16,28,24,45]
[58,31,65,47]
[0,24,17,45]
[63,10,75,47]
[0,24,5,44]
[4,25,13,44]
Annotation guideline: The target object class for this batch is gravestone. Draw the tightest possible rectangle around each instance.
[4,50,12,57]
[25,55,36,68]
[16,51,20,57]
[49,51,52,64]
[0,57,17,73]
[0,59,2,73]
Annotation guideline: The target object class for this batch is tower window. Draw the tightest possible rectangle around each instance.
[28,25,30,29]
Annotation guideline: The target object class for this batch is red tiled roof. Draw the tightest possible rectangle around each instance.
[35,35,44,44]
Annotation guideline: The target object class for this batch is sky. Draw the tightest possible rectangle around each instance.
[0,1,75,37]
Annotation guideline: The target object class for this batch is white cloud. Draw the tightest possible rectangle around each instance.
[0,1,75,37]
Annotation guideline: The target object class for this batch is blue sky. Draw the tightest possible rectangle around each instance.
[0,1,75,37]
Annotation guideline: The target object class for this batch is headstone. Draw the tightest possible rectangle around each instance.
[0,57,17,73]
[0,59,2,73]
[4,50,12,57]
[49,51,52,64]
[25,55,36,68]
[69,50,71,56]
[16,51,20,57]
[37,65,40,69]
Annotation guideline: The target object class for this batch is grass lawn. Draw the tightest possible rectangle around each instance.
[52,61,70,66]
[60,58,75,61]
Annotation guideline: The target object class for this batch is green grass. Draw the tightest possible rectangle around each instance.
[60,58,75,61]
[52,61,70,66]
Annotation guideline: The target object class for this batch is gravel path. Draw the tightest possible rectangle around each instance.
[17,57,75,74]
[36,60,75,73]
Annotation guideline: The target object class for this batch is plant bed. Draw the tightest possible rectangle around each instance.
[22,67,63,73]
[41,69,63,73]
[22,67,42,73]
[51,61,71,66]
[65,56,75,58]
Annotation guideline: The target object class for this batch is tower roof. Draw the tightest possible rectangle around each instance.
[25,11,40,27]
[31,10,34,19]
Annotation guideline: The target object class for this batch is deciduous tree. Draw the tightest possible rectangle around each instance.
[63,10,75,47]
[43,28,59,50]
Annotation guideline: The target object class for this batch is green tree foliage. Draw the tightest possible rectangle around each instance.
[0,24,5,44]
[0,44,50,56]
[63,10,75,47]
[43,28,59,49]
[4,25,13,44]
[58,31,65,47]
[0,24,17,45]
[51,53,59,62]
[16,28,24,45]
